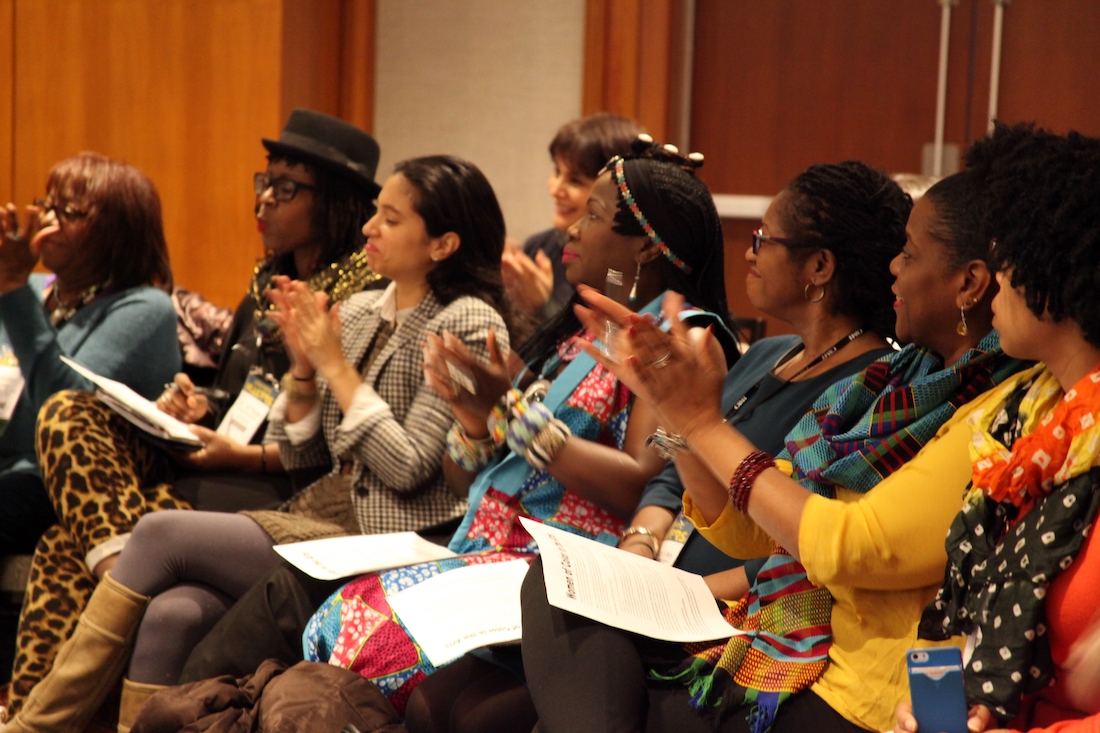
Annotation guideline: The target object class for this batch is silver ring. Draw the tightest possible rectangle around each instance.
[649,351,672,369]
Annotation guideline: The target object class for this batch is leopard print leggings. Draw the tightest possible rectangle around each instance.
[8,390,191,713]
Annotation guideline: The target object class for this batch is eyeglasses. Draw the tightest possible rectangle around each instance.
[751,228,824,255]
[33,198,90,223]
[254,172,316,202]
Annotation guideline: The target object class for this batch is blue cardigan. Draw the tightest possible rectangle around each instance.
[0,281,181,476]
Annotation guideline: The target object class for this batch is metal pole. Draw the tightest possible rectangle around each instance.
[934,0,957,177]
[988,0,1012,133]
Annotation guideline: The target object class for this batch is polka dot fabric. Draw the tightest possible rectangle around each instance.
[918,365,1100,722]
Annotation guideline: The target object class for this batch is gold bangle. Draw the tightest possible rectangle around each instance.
[620,526,661,557]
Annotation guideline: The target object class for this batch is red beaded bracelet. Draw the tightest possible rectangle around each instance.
[727,449,774,513]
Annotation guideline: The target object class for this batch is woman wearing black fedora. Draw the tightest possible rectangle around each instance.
[3,109,386,723]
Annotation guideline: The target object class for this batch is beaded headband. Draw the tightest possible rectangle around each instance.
[609,156,692,274]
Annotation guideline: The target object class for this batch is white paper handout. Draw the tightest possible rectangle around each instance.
[387,560,528,667]
[273,532,459,581]
[521,517,738,643]
[61,357,202,450]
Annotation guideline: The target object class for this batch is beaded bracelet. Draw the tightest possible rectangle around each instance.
[505,400,554,456]
[727,449,775,513]
[488,388,524,447]
[525,418,571,471]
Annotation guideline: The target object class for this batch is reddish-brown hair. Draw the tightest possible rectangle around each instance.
[46,152,172,292]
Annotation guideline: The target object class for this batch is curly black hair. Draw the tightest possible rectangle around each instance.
[969,122,1100,347]
[782,161,912,340]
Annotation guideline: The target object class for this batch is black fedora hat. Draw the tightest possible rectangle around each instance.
[262,109,381,197]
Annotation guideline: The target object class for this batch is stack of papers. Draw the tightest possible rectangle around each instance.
[61,357,203,451]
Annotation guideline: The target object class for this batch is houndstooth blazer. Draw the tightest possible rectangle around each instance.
[266,287,507,535]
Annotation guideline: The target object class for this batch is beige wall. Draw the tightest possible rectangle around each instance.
[374,0,585,243]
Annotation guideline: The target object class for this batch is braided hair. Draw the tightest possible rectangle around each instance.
[520,137,730,366]
[782,161,911,340]
[971,123,1100,347]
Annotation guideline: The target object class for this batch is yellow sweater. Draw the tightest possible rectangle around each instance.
[684,372,1031,732]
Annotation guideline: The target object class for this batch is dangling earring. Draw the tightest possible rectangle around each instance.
[804,282,825,303]
[956,298,973,336]
[629,261,642,303]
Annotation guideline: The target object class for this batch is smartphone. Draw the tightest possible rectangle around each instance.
[907,647,969,733]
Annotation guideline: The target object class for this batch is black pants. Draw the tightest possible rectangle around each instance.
[520,557,871,733]
[0,471,57,554]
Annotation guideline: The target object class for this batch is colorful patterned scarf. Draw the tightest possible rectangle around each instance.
[918,364,1100,722]
[657,331,1026,733]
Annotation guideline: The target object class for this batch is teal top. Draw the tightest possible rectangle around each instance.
[0,281,181,476]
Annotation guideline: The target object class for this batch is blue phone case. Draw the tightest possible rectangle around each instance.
[907,647,969,733]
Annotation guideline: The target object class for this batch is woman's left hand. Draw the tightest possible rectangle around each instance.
[422,328,512,437]
[573,285,726,436]
[0,203,44,293]
[893,702,1004,733]
[171,425,247,471]
[269,278,344,377]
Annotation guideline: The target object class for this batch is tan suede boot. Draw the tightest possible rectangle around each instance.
[116,679,164,733]
[2,573,149,733]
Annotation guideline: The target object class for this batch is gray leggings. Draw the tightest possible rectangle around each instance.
[110,511,283,685]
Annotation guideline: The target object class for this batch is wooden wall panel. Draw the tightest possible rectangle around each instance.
[339,0,376,133]
[0,0,11,205]
[690,0,1100,333]
[5,0,372,309]
[583,0,684,142]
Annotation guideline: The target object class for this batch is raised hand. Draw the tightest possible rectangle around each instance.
[0,203,45,293]
[573,285,726,436]
[501,240,554,314]
[422,327,512,438]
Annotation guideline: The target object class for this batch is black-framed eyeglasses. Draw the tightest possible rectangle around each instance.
[254,172,316,202]
[751,228,824,255]
[33,198,90,223]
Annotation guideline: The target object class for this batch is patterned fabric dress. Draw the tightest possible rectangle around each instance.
[303,339,632,715]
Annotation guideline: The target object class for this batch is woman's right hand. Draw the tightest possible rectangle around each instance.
[266,275,315,376]
[422,327,511,438]
[893,702,998,733]
[0,203,44,293]
[156,372,209,423]
[573,285,727,437]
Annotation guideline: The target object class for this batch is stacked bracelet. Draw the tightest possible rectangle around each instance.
[621,526,661,557]
[446,423,497,472]
[525,418,571,471]
[646,427,690,461]
[727,449,774,513]
[505,400,554,455]
[488,389,524,446]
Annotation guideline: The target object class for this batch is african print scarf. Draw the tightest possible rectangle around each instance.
[656,331,1026,733]
[918,363,1100,723]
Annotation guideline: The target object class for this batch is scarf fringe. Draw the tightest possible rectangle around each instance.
[743,690,785,733]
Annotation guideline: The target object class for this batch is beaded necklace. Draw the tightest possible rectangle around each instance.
[249,248,381,349]
[48,282,106,327]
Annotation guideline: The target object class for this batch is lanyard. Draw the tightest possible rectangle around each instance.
[725,327,865,424]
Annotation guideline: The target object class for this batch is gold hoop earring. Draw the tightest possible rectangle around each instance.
[804,282,825,303]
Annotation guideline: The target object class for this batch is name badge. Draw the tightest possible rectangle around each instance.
[657,512,695,566]
[0,364,25,438]
[216,374,278,445]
